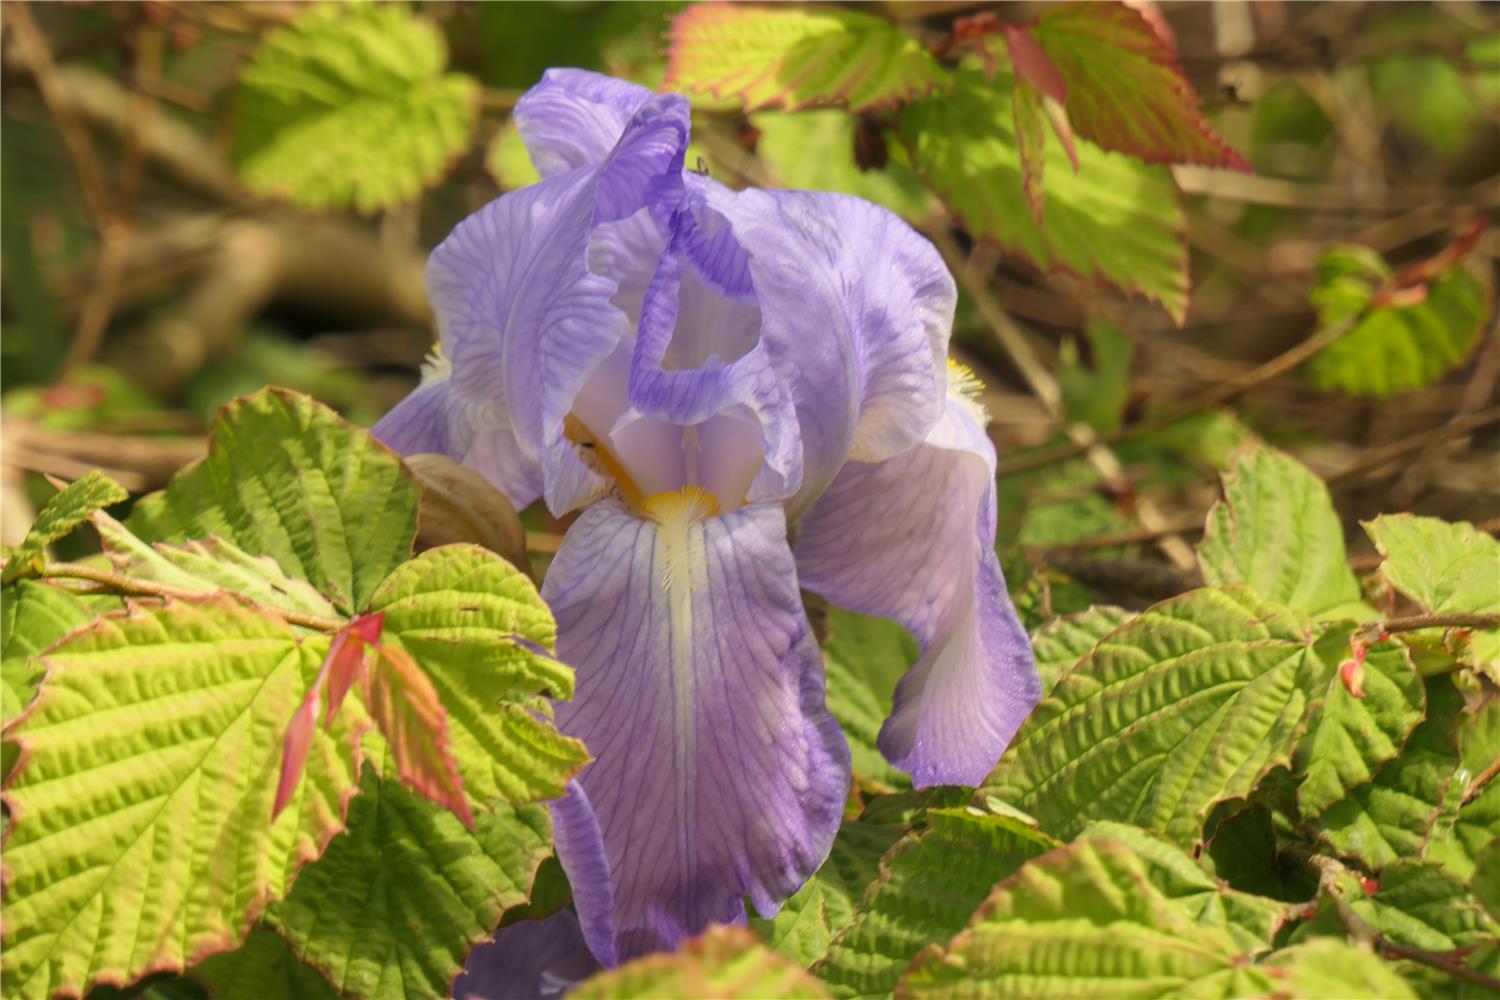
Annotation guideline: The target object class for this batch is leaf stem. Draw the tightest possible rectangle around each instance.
[41,561,345,632]
[1382,612,1500,633]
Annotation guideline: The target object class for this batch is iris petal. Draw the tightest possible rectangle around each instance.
[541,494,849,962]
[453,909,597,1000]
[793,397,1041,788]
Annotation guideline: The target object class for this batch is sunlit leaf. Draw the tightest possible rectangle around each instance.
[1306,248,1490,397]
[233,2,478,211]
[665,5,948,112]
[1343,861,1499,952]
[751,111,933,220]
[574,926,830,999]
[902,67,1187,323]
[0,581,118,730]
[265,767,551,1000]
[982,587,1337,847]
[181,927,338,1000]
[0,596,363,999]
[485,120,540,191]
[363,641,471,827]
[129,388,420,614]
[814,809,1056,998]
[1033,1,1249,169]
[2,470,127,583]
[1029,603,1133,695]
[820,607,914,791]
[1198,447,1370,619]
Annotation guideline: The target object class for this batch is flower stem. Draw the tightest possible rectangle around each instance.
[1383,612,1500,633]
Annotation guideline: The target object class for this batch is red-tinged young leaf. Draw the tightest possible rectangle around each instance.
[325,611,384,724]
[364,641,473,828]
[665,4,949,112]
[1033,1,1250,170]
[274,690,321,821]
[1044,95,1079,171]
[1003,24,1067,102]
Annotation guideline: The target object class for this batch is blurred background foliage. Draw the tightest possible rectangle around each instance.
[2,0,1496,614]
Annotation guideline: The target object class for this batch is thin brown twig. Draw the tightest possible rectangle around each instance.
[1324,406,1500,485]
[40,562,345,633]
[1382,612,1500,634]
[1004,313,1361,477]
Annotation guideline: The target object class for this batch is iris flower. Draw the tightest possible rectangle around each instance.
[375,70,1040,974]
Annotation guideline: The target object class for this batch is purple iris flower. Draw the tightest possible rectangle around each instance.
[374,69,1039,976]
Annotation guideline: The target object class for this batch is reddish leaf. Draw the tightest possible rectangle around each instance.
[1043,94,1080,172]
[1034,1,1249,170]
[325,611,384,724]
[1003,24,1067,103]
[364,642,473,828]
[273,690,320,821]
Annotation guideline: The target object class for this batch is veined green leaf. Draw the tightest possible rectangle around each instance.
[574,926,830,999]
[820,608,915,791]
[265,766,551,1000]
[1475,840,1500,922]
[1,581,118,728]
[369,544,588,806]
[751,814,908,968]
[1,596,363,999]
[981,587,1334,847]
[232,2,477,212]
[1314,679,1466,870]
[2,470,127,583]
[1248,939,1418,999]
[901,68,1187,324]
[1032,2,1248,169]
[1344,861,1499,952]
[814,808,1056,998]
[94,509,337,620]
[129,388,420,614]
[665,5,948,112]
[1198,447,1369,619]
[1029,604,1133,696]
[1294,639,1426,818]
[182,927,338,1000]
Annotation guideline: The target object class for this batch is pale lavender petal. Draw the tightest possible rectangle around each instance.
[710,187,956,514]
[514,69,653,179]
[541,495,849,962]
[793,397,1040,788]
[452,909,598,1000]
[423,93,688,514]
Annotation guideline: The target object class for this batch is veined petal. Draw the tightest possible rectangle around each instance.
[793,397,1040,788]
[422,93,689,515]
[453,909,598,1000]
[541,492,849,962]
[712,188,955,514]
[515,69,655,179]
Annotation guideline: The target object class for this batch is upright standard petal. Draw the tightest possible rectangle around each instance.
[793,393,1041,788]
[711,187,955,514]
[422,93,689,514]
[541,491,849,962]
[514,69,654,179]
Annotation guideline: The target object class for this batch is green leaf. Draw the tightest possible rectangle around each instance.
[897,836,1259,999]
[129,388,420,615]
[751,111,933,220]
[1306,253,1490,397]
[664,5,948,112]
[814,808,1056,998]
[1425,776,1500,883]
[1057,321,1134,434]
[1252,939,1418,999]
[1366,514,1500,617]
[1475,839,1500,922]
[751,814,908,968]
[1314,679,1466,870]
[1294,639,1426,818]
[981,586,1336,847]
[1198,447,1368,619]
[574,926,831,999]
[820,608,915,791]
[1346,861,1499,952]
[1029,603,1133,696]
[94,509,338,620]
[902,68,1187,324]
[265,766,551,1000]
[2,470,127,583]
[1,580,118,727]
[1032,2,1248,169]
[232,2,478,211]
[368,544,587,806]
[1368,53,1481,155]
[363,641,472,826]
[0,596,363,998]
[183,927,338,1000]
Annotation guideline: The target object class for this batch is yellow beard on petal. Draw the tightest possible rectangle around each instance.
[946,356,990,426]
[564,413,648,511]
